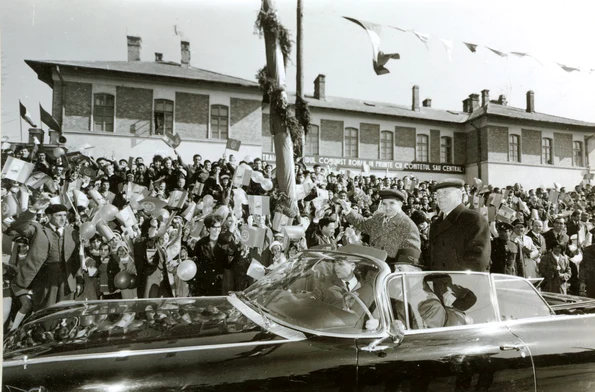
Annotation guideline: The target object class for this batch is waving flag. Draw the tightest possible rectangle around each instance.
[233,165,253,187]
[240,226,266,248]
[25,171,51,189]
[116,205,138,227]
[162,132,181,148]
[2,157,34,184]
[248,195,271,216]
[40,104,61,131]
[168,190,188,209]
[226,138,242,151]
[139,197,168,216]
[343,16,400,75]
[19,101,37,127]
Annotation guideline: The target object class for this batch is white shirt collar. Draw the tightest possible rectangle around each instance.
[342,276,359,291]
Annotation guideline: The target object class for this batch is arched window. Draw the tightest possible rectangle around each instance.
[93,94,114,132]
[154,99,174,135]
[508,135,520,163]
[210,105,229,139]
[305,124,319,155]
[574,141,584,167]
[440,136,453,164]
[345,127,358,158]
[542,138,553,165]
[380,131,393,160]
[416,134,429,162]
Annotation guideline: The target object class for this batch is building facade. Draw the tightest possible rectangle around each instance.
[26,36,595,188]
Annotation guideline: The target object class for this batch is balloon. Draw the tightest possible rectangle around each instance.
[177,260,197,281]
[202,195,214,207]
[128,274,138,290]
[53,147,65,157]
[261,179,273,191]
[202,206,213,216]
[98,204,118,222]
[196,201,204,210]
[251,171,264,184]
[80,222,97,240]
[157,209,170,222]
[215,205,230,220]
[114,271,131,289]
[244,155,254,163]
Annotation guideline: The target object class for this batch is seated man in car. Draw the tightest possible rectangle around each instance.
[418,273,476,329]
[312,258,379,330]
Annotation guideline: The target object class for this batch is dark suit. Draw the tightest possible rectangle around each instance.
[580,245,595,298]
[11,210,81,311]
[542,230,569,251]
[566,219,585,240]
[428,204,491,272]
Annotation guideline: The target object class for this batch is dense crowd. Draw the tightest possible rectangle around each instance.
[3,142,595,331]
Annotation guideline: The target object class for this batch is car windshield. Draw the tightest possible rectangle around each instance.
[241,250,384,335]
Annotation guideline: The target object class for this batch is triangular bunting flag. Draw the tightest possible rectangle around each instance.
[487,47,508,57]
[343,16,400,75]
[440,39,453,61]
[411,30,430,49]
[463,42,478,53]
[557,63,580,73]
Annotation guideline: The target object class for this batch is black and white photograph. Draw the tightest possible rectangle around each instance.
[2,0,595,390]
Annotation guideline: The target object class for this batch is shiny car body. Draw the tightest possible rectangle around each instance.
[4,246,595,391]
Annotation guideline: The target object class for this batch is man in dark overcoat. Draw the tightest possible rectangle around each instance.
[427,179,490,272]
[11,203,82,311]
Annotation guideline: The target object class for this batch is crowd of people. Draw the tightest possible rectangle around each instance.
[3,142,595,331]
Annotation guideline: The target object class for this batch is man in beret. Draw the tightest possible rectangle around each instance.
[428,179,490,272]
[11,202,82,311]
[339,189,421,268]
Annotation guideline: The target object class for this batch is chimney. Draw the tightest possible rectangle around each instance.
[155,53,163,62]
[314,74,326,100]
[481,89,490,106]
[526,90,535,113]
[181,41,191,67]
[469,94,480,112]
[498,94,508,106]
[463,98,470,113]
[412,85,420,111]
[422,98,432,108]
[127,36,142,62]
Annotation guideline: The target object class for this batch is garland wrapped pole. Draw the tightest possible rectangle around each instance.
[256,0,298,207]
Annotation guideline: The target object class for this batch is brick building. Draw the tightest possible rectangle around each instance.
[26,36,595,188]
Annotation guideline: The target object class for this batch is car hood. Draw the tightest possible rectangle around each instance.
[3,296,283,361]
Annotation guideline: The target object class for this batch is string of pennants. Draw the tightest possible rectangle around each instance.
[343,16,595,76]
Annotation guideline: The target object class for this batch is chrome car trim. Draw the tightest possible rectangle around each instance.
[3,339,296,368]
[228,294,307,341]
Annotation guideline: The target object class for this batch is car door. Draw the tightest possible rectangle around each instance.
[493,274,595,392]
[355,272,536,392]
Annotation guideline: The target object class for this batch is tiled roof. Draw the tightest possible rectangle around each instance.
[484,103,595,128]
[25,59,259,88]
[287,93,469,124]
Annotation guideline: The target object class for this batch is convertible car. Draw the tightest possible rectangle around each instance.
[4,245,595,392]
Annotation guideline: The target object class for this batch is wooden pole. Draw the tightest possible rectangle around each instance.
[296,0,305,158]
[262,0,296,206]
[296,0,303,99]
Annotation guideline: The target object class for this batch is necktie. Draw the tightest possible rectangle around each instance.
[345,281,350,292]
[56,227,64,237]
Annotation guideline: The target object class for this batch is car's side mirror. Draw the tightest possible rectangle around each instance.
[388,320,405,345]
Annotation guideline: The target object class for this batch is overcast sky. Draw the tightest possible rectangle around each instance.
[2,0,595,141]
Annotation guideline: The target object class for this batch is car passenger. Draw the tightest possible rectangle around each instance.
[418,274,476,328]
[312,259,379,330]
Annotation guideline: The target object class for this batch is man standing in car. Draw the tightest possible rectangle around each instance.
[428,179,491,272]
[339,189,421,268]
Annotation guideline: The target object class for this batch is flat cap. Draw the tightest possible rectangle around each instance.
[45,204,68,215]
[378,189,406,202]
[431,178,466,192]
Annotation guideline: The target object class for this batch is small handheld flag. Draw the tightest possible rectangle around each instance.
[226,138,242,151]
